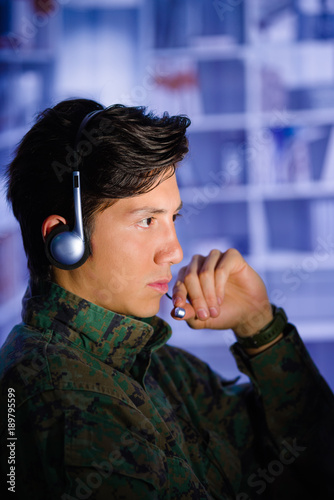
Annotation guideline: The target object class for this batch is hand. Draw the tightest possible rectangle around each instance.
[171,248,273,337]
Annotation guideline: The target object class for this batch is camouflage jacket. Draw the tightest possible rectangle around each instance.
[0,280,333,500]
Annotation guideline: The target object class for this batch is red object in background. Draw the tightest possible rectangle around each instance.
[33,0,56,15]
[154,70,199,91]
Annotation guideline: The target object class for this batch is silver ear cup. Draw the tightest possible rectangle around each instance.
[47,171,86,268]
[50,230,85,266]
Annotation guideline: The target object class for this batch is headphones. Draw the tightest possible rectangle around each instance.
[45,108,104,270]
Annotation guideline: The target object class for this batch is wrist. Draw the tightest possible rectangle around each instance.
[233,302,274,338]
[234,304,288,350]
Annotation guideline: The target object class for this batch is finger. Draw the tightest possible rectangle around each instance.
[172,268,189,308]
[172,257,205,305]
[214,248,246,302]
[170,269,196,321]
[198,249,223,317]
[182,254,215,321]
[172,259,206,320]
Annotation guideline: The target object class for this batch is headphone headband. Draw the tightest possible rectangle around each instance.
[74,108,105,151]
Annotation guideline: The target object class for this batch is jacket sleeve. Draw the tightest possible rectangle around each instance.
[230,323,334,498]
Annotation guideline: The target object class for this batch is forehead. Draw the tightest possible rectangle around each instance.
[113,174,181,214]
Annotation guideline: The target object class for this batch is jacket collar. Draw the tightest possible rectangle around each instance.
[22,280,172,373]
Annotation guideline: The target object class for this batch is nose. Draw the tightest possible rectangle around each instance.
[154,224,183,266]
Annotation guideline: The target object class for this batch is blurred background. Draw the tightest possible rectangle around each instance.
[1,0,334,389]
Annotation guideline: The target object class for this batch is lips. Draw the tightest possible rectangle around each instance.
[147,278,171,294]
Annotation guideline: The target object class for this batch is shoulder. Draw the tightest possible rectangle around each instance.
[0,322,126,407]
[0,323,49,374]
[0,323,55,400]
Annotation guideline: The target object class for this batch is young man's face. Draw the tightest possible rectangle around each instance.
[59,173,183,317]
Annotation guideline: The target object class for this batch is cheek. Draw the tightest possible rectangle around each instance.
[90,233,150,285]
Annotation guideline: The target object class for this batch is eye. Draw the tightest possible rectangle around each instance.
[138,217,154,228]
[173,213,182,223]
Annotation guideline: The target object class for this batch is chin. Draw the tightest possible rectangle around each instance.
[136,307,161,319]
[108,293,162,318]
[131,298,161,319]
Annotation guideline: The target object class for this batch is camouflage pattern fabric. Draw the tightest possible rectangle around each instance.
[0,280,333,499]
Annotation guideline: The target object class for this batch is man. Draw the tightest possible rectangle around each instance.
[0,98,333,499]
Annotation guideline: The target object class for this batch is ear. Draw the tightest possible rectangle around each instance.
[41,215,67,241]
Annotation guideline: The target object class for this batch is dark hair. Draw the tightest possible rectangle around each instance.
[6,98,191,282]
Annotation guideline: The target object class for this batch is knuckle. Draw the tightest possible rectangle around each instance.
[205,293,217,305]
[190,296,204,308]
[191,253,202,262]
[208,248,221,258]
[198,268,210,281]
[174,279,184,291]
[215,266,226,278]
[183,273,193,288]
[225,247,240,259]
[176,267,187,281]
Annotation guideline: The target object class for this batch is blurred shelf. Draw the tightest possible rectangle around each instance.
[149,39,334,60]
[190,113,251,132]
[149,43,248,61]
[251,39,334,52]
[248,251,334,271]
[261,108,334,128]
[188,108,334,132]
[0,49,56,64]
[68,0,142,8]
[180,181,334,204]
[252,180,334,199]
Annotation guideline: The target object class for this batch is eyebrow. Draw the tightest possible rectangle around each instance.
[128,201,183,217]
